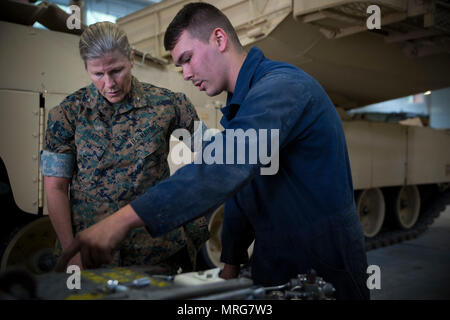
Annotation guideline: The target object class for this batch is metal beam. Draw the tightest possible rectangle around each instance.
[334,12,407,39]
[301,11,328,23]
[301,10,364,25]
[385,29,442,43]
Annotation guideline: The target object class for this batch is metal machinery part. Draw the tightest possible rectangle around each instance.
[0,266,335,300]
[0,217,57,274]
[198,269,336,300]
[356,188,386,238]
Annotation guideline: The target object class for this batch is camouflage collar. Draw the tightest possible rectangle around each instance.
[85,76,147,114]
[129,76,147,110]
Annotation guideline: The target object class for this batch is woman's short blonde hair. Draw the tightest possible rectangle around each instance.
[79,21,131,65]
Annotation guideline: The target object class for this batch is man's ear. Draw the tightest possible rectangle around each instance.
[211,28,228,52]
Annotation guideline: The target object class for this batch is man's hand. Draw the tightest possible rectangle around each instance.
[55,205,145,271]
[68,253,83,270]
[220,264,240,280]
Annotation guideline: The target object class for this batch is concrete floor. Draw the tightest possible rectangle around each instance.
[367,205,450,300]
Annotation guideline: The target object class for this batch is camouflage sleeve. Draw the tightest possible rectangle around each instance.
[172,92,210,152]
[42,103,76,177]
[173,92,199,134]
[40,150,74,178]
[184,216,210,251]
[44,104,76,153]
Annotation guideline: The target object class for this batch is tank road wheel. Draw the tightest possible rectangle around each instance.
[0,217,57,274]
[356,188,386,238]
[202,205,225,269]
[393,185,421,229]
[200,205,255,269]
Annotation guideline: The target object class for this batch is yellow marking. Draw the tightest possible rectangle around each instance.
[77,267,171,294]
[156,281,168,288]
[148,277,170,288]
[65,293,104,300]
[81,271,109,284]
[81,268,148,285]
[102,267,147,283]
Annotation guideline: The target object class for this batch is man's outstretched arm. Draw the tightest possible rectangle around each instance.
[55,205,144,271]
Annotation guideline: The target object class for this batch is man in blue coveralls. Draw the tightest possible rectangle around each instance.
[58,2,370,300]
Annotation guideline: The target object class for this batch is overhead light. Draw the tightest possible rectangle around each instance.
[424,91,431,95]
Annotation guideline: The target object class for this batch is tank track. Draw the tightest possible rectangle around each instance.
[365,187,450,251]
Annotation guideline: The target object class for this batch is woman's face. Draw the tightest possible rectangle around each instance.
[86,50,134,103]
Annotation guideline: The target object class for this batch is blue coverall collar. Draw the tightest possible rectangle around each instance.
[221,46,265,122]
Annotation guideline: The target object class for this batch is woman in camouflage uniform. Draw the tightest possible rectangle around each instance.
[40,22,209,271]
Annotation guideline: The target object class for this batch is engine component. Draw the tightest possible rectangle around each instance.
[198,269,335,300]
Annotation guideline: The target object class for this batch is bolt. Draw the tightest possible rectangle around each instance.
[105,279,128,293]
[131,277,151,287]
[150,275,174,281]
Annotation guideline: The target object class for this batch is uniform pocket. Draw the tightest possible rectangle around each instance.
[75,126,108,162]
[74,127,108,193]
[134,129,165,169]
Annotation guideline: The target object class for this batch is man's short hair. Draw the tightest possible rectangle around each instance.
[164,2,243,51]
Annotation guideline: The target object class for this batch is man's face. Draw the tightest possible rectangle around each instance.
[171,30,226,97]
[86,50,134,103]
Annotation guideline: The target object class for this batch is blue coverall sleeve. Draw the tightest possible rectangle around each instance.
[130,73,312,237]
[220,197,255,265]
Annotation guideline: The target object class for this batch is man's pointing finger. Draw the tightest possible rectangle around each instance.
[54,239,81,272]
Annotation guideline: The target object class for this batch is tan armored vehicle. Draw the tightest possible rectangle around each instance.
[0,0,449,272]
